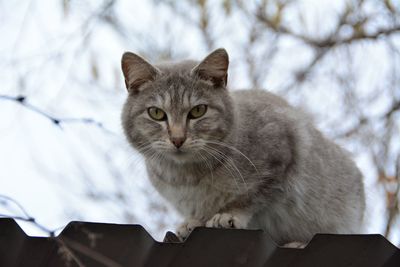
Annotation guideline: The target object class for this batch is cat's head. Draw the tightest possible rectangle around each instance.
[121,48,234,164]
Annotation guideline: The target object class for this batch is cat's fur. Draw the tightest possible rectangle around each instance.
[121,48,365,245]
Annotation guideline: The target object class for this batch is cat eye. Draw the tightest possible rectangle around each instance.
[189,104,207,119]
[148,107,166,121]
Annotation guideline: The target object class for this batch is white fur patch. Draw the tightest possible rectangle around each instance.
[176,218,203,241]
[205,212,250,229]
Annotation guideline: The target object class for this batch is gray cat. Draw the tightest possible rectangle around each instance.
[120,48,365,245]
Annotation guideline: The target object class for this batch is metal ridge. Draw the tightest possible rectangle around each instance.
[0,218,399,267]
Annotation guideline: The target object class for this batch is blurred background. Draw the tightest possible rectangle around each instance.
[0,0,399,245]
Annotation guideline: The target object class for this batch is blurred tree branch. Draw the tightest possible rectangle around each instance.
[257,10,400,48]
[336,99,400,139]
[251,0,400,92]
[384,155,400,238]
[0,194,59,236]
[254,0,400,47]
[0,95,116,135]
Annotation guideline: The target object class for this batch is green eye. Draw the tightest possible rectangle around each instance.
[189,104,207,119]
[148,107,166,121]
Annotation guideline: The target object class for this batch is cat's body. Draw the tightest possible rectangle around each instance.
[121,49,365,245]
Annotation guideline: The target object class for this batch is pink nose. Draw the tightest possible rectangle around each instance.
[170,137,186,148]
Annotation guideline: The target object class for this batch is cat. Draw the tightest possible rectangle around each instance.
[120,48,365,245]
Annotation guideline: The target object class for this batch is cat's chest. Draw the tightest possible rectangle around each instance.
[148,170,234,218]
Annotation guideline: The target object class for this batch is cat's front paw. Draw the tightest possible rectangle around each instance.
[205,212,249,229]
[176,218,203,241]
[282,241,307,249]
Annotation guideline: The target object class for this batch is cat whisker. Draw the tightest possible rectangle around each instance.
[201,146,249,194]
[147,141,173,154]
[204,145,249,194]
[205,139,259,174]
[196,150,215,186]
[126,143,154,169]
[147,149,163,163]
[206,145,248,192]
[199,147,242,193]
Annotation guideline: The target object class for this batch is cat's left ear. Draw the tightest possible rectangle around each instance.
[191,48,229,88]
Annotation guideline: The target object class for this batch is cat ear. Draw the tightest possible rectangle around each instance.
[121,52,159,93]
[192,48,229,88]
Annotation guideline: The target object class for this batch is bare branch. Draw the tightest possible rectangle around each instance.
[309,26,400,49]
[384,154,400,237]
[336,99,400,139]
[0,194,60,236]
[256,5,400,49]
[0,95,117,135]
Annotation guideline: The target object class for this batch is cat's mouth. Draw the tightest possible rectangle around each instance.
[167,147,198,161]
[156,141,201,161]
[171,149,187,156]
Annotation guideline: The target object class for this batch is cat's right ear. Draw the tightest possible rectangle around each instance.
[191,48,229,88]
[121,52,159,93]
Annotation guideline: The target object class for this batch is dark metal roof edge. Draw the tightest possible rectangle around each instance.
[1,218,399,267]
[2,218,399,249]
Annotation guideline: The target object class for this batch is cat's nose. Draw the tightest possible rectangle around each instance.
[170,136,186,149]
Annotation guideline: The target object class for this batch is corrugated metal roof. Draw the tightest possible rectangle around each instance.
[0,218,399,267]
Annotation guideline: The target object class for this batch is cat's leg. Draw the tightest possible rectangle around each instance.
[205,210,252,229]
[176,218,204,241]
